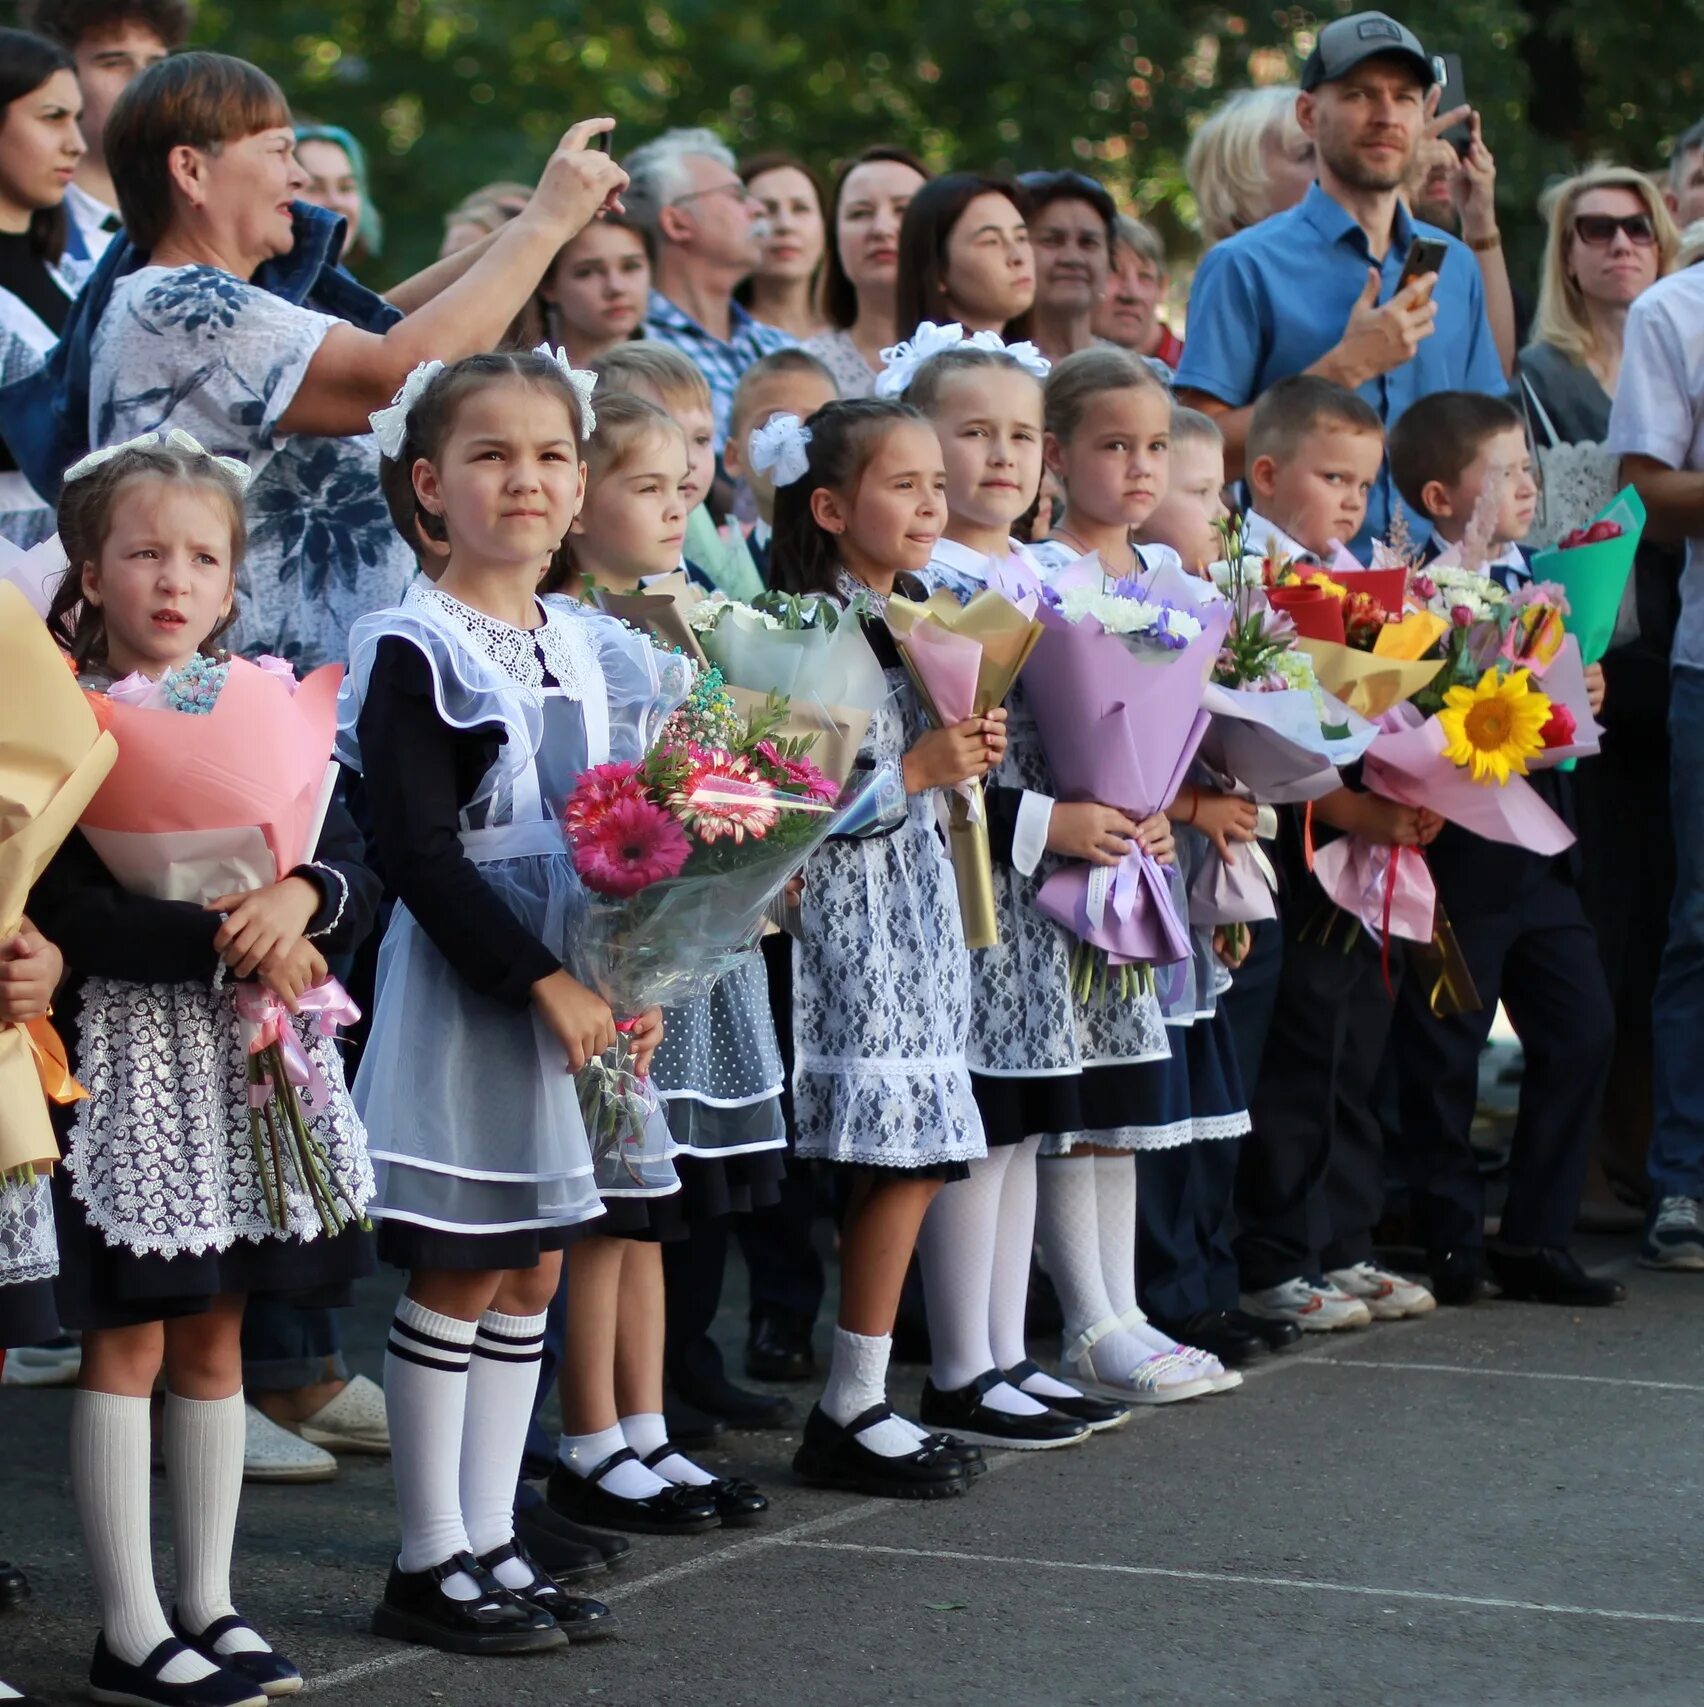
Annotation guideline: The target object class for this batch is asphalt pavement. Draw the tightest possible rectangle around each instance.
[1,1224,1697,1707]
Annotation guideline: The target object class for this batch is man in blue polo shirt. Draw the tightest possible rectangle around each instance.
[1176,11,1506,554]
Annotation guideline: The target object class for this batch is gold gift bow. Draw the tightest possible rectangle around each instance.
[0,584,120,1175]
[884,590,1044,950]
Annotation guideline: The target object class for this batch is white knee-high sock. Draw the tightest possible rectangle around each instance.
[459,1309,547,1591]
[918,1149,1045,1416]
[166,1392,267,1657]
[385,1298,479,1589]
[1095,1155,1181,1359]
[991,1140,1081,1402]
[818,1327,919,1457]
[72,1390,216,1683]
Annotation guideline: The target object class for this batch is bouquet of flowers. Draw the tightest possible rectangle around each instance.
[0,586,118,1184]
[594,570,711,664]
[79,654,367,1235]
[1020,553,1230,996]
[562,669,865,1175]
[1528,487,1646,663]
[0,532,67,619]
[882,585,1043,948]
[689,587,890,784]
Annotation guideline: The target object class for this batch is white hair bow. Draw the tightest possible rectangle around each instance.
[368,359,445,460]
[748,413,813,487]
[531,343,599,438]
[875,322,1052,398]
[62,427,254,492]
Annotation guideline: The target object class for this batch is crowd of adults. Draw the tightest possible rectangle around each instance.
[2,0,1703,1484]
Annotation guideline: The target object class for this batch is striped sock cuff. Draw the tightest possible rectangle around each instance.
[472,1308,547,1366]
[387,1297,478,1375]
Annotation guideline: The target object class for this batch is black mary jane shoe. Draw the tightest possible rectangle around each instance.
[371,1552,565,1655]
[792,1404,969,1500]
[514,1500,625,1580]
[475,1541,617,1644]
[88,1634,268,1707]
[745,1315,817,1383]
[169,1613,300,1698]
[1226,1309,1303,1352]
[1487,1244,1627,1308]
[546,1450,721,1536]
[918,1372,1090,1451]
[639,1445,769,1526]
[1003,1361,1130,1432]
[0,1560,29,1612]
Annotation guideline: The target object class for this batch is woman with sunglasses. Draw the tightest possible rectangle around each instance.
[1518,164,1680,1240]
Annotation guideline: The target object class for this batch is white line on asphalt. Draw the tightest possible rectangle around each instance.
[301,1487,919,1694]
[1309,1357,1704,1393]
[781,1541,1704,1625]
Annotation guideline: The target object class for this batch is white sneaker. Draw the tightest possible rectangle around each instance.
[1327,1261,1437,1320]
[1244,1276,1372,1332]
[244,1403,337,1483]
[1,1336,81,1387]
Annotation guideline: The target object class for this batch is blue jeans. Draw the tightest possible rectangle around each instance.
[240,1301,348,1391]
[1650,664,1704,1198]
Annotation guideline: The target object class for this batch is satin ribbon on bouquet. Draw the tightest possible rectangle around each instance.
[235,978,360,1112]
[234,978,366,1235]
[1310,835,1437,995]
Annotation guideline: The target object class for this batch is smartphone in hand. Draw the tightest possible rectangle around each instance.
[1432,53,1472,156]
[1397,236,1450,291]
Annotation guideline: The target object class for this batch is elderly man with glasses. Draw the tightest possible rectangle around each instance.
[625,126,795,447]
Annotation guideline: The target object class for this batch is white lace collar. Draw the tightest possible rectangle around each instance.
[834,565,892,614]
[404,582,594,698]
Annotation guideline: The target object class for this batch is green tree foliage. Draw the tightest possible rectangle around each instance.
[196,0,1704,285]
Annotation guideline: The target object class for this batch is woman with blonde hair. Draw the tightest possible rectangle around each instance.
[1521,162,1678,433]
[1184,85,1315,247]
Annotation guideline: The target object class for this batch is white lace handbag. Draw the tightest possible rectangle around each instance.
[1521,373,1641,649]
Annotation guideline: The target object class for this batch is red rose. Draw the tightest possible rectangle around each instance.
[1540,703,1577,748]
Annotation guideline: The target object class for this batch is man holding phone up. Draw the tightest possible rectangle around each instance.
[1176,10,1506,555]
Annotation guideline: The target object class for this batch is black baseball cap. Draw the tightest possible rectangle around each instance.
[1299,12,1435,92]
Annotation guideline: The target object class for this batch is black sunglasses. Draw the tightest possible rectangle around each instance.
[1573,212,1657,248]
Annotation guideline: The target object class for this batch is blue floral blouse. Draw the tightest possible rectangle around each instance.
[89,263,413,670]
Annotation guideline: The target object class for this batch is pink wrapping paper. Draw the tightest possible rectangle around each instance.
[1024,600,1231,966]
[82,658,344,883]
[1523,635,1603,770]
[1312,836,1438,943]
[1360,713,1574,854]
[1188,839,1279,928]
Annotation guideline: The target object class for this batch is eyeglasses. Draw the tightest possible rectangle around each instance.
[1572,213,1657,248]
[671,180,757,211]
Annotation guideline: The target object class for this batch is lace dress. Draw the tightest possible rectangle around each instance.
[0,1175,62,1347]
[790,572,985,1172]
[27,688,379,1331]
[920,541,1170,1146]
[338,586,694,1265]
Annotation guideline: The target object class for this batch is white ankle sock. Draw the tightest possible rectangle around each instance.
[72,1390,215,1682]
[459,1308,546,1561]
[385,1297,479,1595]
[819,1327,918,1457]
[558,1424,670,1499]
[165,1392,267,1657]
[1095,1156,1180,1359]
[919,1150,1022,1395]
[620,1411,713,1486]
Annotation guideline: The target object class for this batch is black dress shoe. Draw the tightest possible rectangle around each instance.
[1487,1245,1627,1308]
[1151,1310,1268,1368]
[1225,1309,1302,1351]
[1429,1249,1487,1307]
[0,1561,28,1612]
[547,1451,721,1536]
[918,1372,1089,1451]
[89,1635,269,1706]
[745,1315,817,1383]
[371,1552,565,1655]
[662,1394,724,1446]
[669,1369,796,1430]
[792,1404,968,1499]
[638,1445,768,1525]
[169,1612,301,1698]
[475,1541,616,1643]
[512,1503,613,1581]
[1002,1361,1130,1432]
